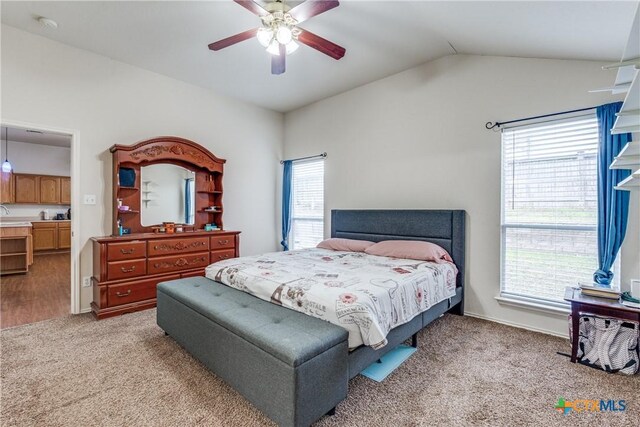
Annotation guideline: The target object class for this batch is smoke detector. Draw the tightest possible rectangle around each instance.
[37,17,58,29]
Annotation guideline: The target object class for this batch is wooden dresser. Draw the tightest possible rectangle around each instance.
[92,136,241,319]
[91,230,240,319]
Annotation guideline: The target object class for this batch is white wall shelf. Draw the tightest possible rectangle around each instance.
[610,157,640,170]
[612,72,639,134]
[610,140,640,170]
[612,6,639,92]
[611,7,640,193]
[614,170,640,191]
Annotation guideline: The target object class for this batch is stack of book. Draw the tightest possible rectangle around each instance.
[579,283,621,300]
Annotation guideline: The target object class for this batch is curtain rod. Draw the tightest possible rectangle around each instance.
[485,106,598,130]
[280,152,327,164]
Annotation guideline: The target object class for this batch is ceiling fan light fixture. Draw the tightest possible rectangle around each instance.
[256,27,273,48]
[266,40,281,56]
[285,40,299,55]
[275,25,293,45]
[208,0,346,74]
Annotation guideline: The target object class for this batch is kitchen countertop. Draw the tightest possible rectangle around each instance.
[0,221,33,228]
[0,217,70,225]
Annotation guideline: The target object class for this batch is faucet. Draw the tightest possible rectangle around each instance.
[0,205,9,216]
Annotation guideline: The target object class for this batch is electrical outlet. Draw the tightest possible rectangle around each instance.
[82,276,92,287]
[83,194,97,205]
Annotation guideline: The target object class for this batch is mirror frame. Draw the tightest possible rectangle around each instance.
[110,136,226,236]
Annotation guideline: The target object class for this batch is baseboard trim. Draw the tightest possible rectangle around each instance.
[79,307,92,314]
[464,311,568,339]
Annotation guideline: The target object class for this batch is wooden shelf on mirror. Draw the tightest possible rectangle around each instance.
[118,186,139,191]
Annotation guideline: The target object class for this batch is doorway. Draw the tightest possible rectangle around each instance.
[0,122,79,328]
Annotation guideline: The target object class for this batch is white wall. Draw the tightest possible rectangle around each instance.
[0,140,71,176]
[284,54,640,337]
[0,140,71,218]
[1,25,284,311]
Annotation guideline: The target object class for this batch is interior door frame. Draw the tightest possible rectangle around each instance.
[1,119,82,314]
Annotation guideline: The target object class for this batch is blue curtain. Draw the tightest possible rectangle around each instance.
[184,178,193,224]
[593,102,632,286]
[281,160,293,250]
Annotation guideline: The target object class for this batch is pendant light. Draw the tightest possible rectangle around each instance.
[2,127,12,173]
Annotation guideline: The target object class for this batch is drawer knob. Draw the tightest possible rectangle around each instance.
[218,240,229,245]
[121,266,136,273]
[120,248,135,254]
[116,290,132,297]
[218,254,230,259]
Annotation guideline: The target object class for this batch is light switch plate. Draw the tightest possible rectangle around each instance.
[83,194,97,205]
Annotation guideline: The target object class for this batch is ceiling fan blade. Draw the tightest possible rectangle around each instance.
[233,0,269,17]
[271,44,286,75]
[297,28,345,60]
[208,28,259,51]
[288,0,340,23]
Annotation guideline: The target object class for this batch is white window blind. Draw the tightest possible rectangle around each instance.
[501,114,610,306]
[291,159,324,250]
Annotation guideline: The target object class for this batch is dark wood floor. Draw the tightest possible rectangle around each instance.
[1,252,70,329]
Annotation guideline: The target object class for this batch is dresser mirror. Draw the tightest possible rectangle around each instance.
[140,163,196,226]
[111,137,226,235]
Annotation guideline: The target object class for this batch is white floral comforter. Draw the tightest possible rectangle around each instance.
[205,248,457,349]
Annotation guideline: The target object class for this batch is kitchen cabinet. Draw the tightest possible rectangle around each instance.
[58,223,71,249]
[14,174,39,203]
[60,177,71,204]
[33,222,57,251]
[1,171,14,203]
[11,174,70,205]
[0,224,33,275]
[32,221,71,251]
[39,176,60,204]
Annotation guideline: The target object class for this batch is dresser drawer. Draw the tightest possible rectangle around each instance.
[107,258,147,281]
[148,237,209,256]
[107,274,180,306]
[210,235,236,250]
[148,252,210,275]
[107,241,147,261]
[210,249,236,263]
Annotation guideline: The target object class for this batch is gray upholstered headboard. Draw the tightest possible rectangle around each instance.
[331,209,466,289]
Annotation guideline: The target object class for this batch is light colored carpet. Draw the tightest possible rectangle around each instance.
[1,310,638,426]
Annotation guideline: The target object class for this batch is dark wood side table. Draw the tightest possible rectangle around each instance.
[564,286,640,363]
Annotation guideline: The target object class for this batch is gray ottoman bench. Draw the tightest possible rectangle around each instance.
[156,277,349,427]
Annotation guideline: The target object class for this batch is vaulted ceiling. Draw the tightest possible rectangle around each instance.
[2,1,637,112]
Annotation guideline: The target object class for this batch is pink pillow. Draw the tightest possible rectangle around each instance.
[317,238,375,252]
[365,240,454,264]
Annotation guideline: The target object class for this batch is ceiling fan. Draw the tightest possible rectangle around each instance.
[208,0,346,75]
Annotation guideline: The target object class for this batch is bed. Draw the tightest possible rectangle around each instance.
[157,209,465,426]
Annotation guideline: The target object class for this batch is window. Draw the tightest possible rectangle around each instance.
[501,114,614,307]
[290,159,324,250]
